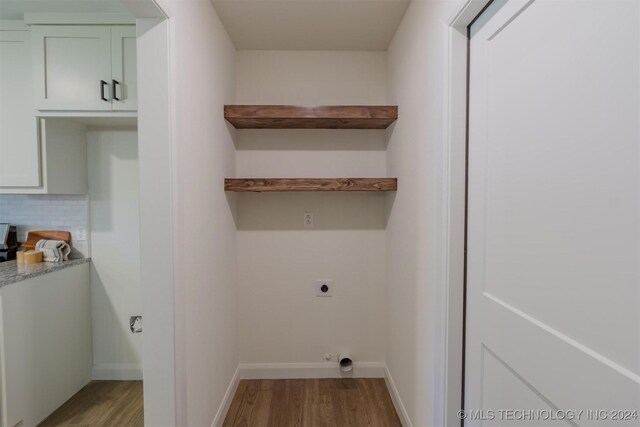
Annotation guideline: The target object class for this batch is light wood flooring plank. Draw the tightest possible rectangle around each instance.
[39,381,143,427]
[223,378,402,427]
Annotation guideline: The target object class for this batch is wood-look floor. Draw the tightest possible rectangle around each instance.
[39,381,143,426]
[223,378,402,427]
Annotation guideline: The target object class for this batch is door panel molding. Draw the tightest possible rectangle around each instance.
[484,292,640,386]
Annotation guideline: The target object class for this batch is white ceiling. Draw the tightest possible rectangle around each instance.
[211,0,411,51]
[0,0,132,20]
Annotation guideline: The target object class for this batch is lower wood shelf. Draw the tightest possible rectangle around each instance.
[224,105,398,129]
[224,178,398,192]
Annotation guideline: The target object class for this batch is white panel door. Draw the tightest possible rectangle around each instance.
[111,26,137,111]
[32,26,111,110]
[0,31,40,187]
[466,1,640,426]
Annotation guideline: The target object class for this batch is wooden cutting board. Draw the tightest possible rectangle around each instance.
[21,230,71,251]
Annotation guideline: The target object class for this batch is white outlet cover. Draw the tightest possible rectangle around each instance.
[304,212,314,228]
[316,279,333,297]
[75,228,87,242]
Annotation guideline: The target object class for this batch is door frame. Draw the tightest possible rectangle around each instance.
[132,0,493,424]
[121,0,178,424]
[441,1,491,425]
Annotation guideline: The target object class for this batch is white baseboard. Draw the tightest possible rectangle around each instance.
[211,366,240,427]
[92,363,143,380]
[238,362,385,379]
[384,365,412,427]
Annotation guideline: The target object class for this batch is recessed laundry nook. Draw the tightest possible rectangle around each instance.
[1,0,638,425]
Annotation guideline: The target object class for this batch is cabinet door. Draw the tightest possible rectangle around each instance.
[111,26,137,111]
[0,264,92,427]
[0,31,40,187]
[32,26,111,110]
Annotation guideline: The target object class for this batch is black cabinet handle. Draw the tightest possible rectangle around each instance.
[100,80,109,102]
[112,79,120,101]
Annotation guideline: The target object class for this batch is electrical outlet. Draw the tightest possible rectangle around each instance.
[304,212,314,228]
[75,228,87,242]
[316,279,333,297]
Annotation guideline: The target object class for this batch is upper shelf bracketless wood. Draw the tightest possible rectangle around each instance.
[225,178,397,192]
[224,105,398,129]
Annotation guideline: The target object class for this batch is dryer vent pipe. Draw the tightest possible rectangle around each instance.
[338,353,353,372]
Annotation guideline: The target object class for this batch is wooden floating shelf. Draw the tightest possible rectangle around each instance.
[224,178,398,192]
[224,105,398,129]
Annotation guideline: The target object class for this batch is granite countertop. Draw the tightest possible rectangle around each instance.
[0,258,90,288]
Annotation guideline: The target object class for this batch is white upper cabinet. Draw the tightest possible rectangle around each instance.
[32,26,111,110]
[0,118,88,194]
[32,25,136,111]
[0,30,40,187]
[111,26,137,111]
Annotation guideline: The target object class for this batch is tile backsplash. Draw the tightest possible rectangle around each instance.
[0,195,89,257]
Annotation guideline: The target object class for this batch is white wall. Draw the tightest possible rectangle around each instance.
[87,128,142,380]
[160,1,238,425]
[385,1,459,426]
[236,51,388,367]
